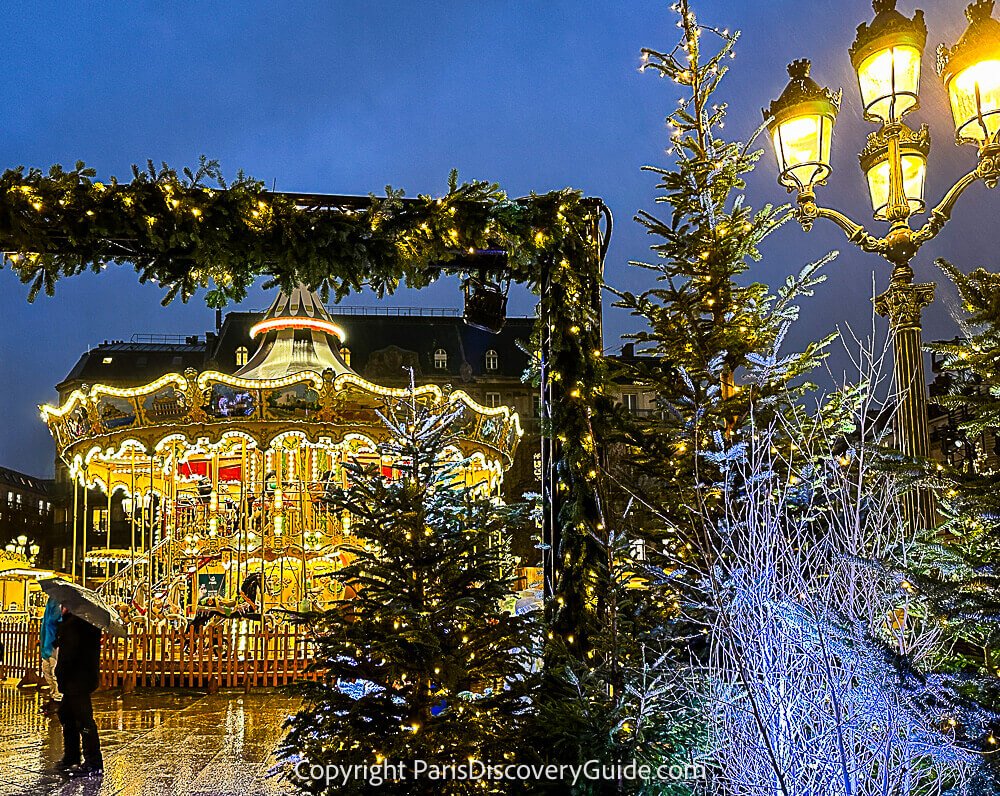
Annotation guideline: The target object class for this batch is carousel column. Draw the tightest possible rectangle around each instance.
[299,446,307,610]
[81,466,89,589]
[168,443,177,589]
[130,451,137,571]
[71,475,79,582]
[238,440,247,605]
[149,450,155,596]
[261,447,270,619]
[106,477,112,556]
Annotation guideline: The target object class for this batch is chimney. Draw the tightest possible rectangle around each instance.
[622,343,635,359]
[215,308,222,331]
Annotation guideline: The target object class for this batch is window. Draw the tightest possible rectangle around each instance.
[6,492,12,506]
[136,356,148,367]
[630,538,647,561]
[171,356,183,366]
[16,493,22,505]
[339,346,351,367]
[485,392,502,408]
[621,393,638,412]
[38,499,44,510]
[485,349,499,371]
[102,356,113,364]
[533,396,541,418]
[434,348,448,369]
[235,346,249,367]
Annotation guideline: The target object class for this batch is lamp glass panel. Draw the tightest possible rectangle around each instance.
[949,59,1000,142]
[772,114,832,188]
[865,152,927,218]
[858,45,921,122]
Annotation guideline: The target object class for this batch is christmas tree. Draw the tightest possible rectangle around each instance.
[278,384,538,796]
[530,533,702,796]
[533,1,831,790]
[895,259,1000,776]
[611,0,832,552]
[607,0,833,665]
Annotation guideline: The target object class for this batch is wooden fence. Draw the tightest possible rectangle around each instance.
[0,618,322,691]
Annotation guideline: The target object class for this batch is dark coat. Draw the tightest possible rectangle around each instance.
[54,612,102,695]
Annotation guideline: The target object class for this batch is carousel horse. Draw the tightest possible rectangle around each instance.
[187,572,263,633]
[145,575,187,628]
[115,580,150,627]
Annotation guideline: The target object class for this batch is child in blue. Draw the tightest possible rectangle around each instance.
[39,596,62,708]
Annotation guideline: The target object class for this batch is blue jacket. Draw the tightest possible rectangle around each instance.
[40,597,61,659]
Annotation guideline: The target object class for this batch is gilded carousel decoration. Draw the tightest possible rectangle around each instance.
[40,284,521,626]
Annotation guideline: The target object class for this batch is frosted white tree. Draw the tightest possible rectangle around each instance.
[693,331,989,795]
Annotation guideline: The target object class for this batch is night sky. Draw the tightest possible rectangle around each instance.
[0,0,992,477]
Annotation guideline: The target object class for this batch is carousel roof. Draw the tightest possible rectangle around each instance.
[235,284,354,380]
[40,284,522,484]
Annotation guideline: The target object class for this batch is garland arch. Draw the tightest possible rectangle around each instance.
[0,158,612,648]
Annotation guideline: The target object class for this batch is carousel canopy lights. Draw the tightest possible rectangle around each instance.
[248,316,346,342]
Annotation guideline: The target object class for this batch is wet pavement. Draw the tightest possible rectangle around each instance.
[0,682,303,796]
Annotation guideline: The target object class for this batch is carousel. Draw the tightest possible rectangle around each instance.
[40,285,521,626]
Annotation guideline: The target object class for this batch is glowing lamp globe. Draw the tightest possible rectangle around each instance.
[764,60,842,192]
[850,0,927,124]
[939,0,1000,147]
[859,124,931,220]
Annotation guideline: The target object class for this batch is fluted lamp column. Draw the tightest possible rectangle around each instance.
[764,0,1000,531]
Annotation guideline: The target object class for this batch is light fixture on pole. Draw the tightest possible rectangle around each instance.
[764,0,1000,530]
[940,0,1000,158]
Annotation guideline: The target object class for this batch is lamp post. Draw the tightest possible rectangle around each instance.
[765,0,1000,530]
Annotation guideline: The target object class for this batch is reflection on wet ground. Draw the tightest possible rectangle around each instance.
[0,683,302,795]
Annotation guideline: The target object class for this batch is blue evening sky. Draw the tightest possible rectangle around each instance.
[0,1,989,476]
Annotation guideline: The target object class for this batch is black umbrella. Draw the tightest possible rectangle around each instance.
[39,577,129,638]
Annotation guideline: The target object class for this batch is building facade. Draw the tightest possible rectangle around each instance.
[0,466,54,568]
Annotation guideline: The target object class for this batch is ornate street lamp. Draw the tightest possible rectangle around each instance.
[764,0,1000,530]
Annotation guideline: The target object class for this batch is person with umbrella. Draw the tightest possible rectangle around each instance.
[54,602,104,777]
[40,577,127,778]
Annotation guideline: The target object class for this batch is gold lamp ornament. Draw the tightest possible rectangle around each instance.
[859,123,930,221]
[938,0,1000,153]
[850,0,927,124]
[764,59,842,194]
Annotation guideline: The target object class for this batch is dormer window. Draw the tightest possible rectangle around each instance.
[340,346,351,367]
[235,346,249,367]
[485,349,499,371]
[434,349,448,369]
